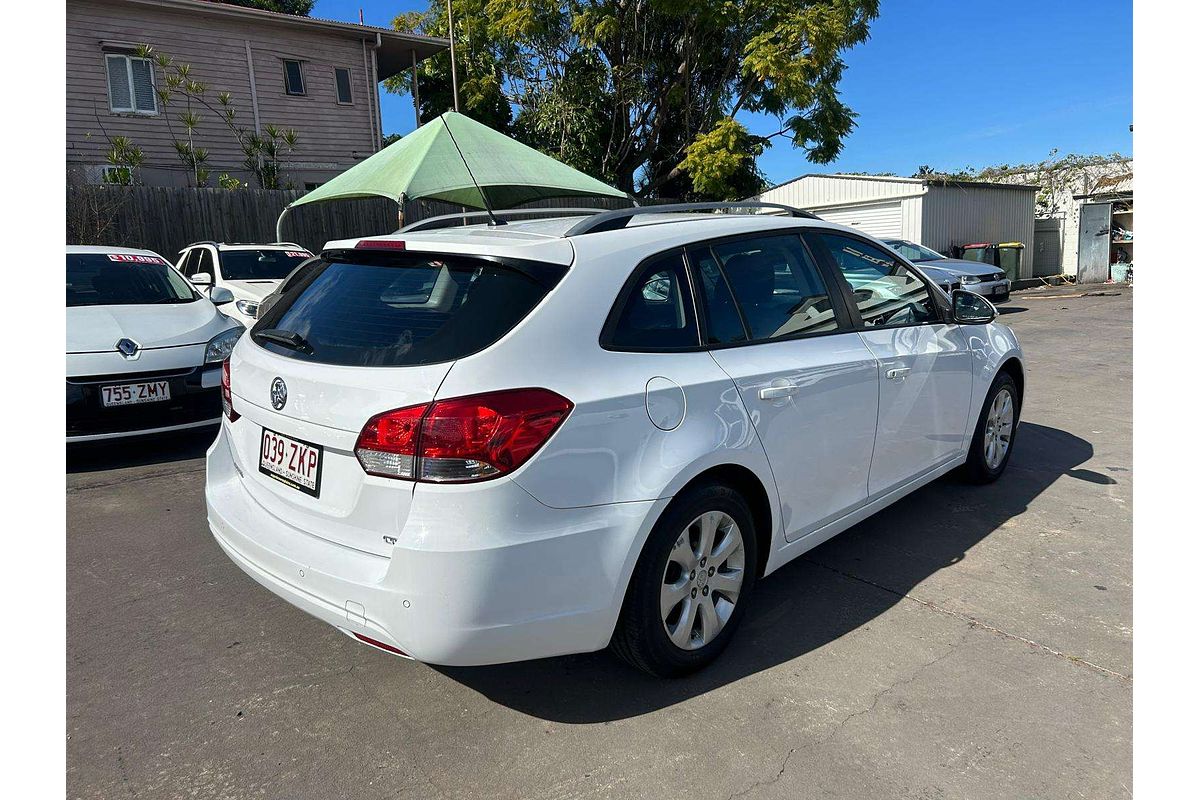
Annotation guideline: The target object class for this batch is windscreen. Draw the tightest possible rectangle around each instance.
[67,253,197,307]
[886,241,944,263]
[253,253,560,367]
[219,249,311,281]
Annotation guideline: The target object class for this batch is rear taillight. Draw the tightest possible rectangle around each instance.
[354,403,427,479]
[221,359,239,422]
[354,388,572,483]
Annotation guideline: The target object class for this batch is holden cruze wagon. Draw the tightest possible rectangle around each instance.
[205,204,1023,677]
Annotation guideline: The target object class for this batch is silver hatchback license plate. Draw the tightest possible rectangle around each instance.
[259,427,323,497]
[100,380,171,407]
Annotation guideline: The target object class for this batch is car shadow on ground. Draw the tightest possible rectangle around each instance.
[66,426,218,474]
[997,305,1027,315]
[434,422,1093,722]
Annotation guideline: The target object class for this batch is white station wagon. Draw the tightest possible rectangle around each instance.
[206,204,1024,677]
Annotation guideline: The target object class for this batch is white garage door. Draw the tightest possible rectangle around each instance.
[812,201,903,239]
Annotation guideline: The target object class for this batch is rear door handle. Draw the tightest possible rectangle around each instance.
[759,385,801,400]
[885,367,911,381]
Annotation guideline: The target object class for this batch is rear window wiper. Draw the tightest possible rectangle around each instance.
[257,328,313,354]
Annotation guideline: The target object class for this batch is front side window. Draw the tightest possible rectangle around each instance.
[334,67,353,103]
[67,253,196,307]
[606,251,699,350]
[180,249,202,277]
[105,54,156,113]
[217,250,310,281]
[196,249,215,277]
[283,59,306,95]
[707,235,840,341]
[814,233,940,328]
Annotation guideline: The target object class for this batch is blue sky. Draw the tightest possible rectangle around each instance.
[314,0,1132,184]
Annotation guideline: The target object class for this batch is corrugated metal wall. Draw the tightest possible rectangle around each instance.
[756,176,1037,278]
[816,202,904,238]
[757,175,925,208]
[920,185,1037,278]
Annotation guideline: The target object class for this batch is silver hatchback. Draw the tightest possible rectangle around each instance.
[885,239,1010,303]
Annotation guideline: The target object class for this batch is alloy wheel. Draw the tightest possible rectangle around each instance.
[660,511,746,650]
[983,387,1015,469]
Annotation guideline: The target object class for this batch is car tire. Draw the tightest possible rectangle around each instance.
[963,372,1020,484]
[610,482,758,678]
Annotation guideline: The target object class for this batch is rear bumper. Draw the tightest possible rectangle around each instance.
[205,423,658,666]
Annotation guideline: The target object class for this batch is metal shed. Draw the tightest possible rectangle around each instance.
[753,174,1038,279]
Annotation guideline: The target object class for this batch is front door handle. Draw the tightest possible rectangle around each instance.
[759,384,801,400]
[885,366,911,381]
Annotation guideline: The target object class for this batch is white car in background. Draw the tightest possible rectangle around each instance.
[175,242,313,326]
[67,246,244,442]
[206,204,1024,677]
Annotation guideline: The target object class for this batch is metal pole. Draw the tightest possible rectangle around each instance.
[447,0,459,112]
[411,49,421,126]
[276,205,289,242]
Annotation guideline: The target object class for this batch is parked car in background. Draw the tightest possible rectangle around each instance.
[206,206,1024,677]
[67,246,244,443]
[175,242,313,327]
[884,238,1010,302]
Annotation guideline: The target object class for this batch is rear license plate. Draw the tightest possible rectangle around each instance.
[100,381,171,407]
[259,427,323,497]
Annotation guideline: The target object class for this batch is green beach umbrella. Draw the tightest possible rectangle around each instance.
[278,112,628,237]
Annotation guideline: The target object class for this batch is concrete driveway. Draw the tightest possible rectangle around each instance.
[67,288,1132,799]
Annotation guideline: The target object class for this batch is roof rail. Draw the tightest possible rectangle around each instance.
[181,240,220,250]
[400,207,612,233]
[270,242,306,249]
[561,202,820,237]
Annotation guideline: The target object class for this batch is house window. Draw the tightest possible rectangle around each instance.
[334,68,353,104]
[105,54,157,114]
[283,59,306,95]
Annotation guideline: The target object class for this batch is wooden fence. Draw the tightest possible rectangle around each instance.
[66,186,641,258]
[67,186,397,257]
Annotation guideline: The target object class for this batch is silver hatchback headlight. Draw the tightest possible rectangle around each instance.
[960,275,983,286]
[204,326,244,363]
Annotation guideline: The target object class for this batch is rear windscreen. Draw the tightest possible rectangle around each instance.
[252,253,561,367]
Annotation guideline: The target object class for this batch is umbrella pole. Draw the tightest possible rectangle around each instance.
[447,0,460,113]
[276,205,290,242]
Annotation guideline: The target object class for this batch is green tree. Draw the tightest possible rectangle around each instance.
[389,0,879,200]
[218,1,314,15]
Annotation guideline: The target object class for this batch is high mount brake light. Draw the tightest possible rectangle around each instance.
[354,389,573,483]
[354,239,406,250]
[221,358,239,422]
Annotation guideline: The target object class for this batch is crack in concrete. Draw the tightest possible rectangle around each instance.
[726,747,797,800]
[804,557,1132,682]
[725,634,966,800]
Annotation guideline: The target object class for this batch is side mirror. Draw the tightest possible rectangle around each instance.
[951,289,996,325]
[209,286,235,306]
[191,272,213,287]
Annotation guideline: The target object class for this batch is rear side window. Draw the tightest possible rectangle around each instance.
[708,235,840,341]
[254,253,559,367]
[604,251,699,351]
[813,233,940,328]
